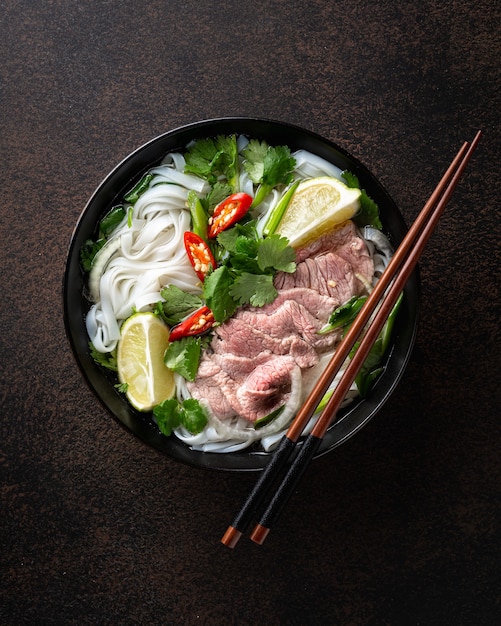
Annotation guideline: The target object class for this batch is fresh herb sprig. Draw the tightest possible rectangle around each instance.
[243,140,296,208]
[155,286,212,382]
[155,285,204,326]
[89,342,118,371]
[163,335,209,382]
[184,135,239,193]
[341,171,382,229]
[203,220,296,322]
[153,397,208,436]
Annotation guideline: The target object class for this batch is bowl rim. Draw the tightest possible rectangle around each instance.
[63,116,420,472]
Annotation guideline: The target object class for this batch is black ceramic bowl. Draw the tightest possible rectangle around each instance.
[63,117,419,472]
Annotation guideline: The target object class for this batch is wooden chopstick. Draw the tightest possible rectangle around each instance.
[249,131,482,545]
[221,131,482,548]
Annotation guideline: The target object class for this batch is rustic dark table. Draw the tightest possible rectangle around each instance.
[1,1,499,624]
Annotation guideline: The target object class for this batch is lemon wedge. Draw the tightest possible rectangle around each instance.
[117,312,175,411]
[275,176,361,248]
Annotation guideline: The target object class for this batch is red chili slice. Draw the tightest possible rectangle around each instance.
[184,231,217,281]
[169,306,215,341]
[207,192,253,238]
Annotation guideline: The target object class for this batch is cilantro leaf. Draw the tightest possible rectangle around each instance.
[184,138,222,184]
[243,140,296,207]
[262,145,296,186]
[158,285,203,326]
[228,252,261,275]
[203,265,237,322]
[204,181,232,212]
[217,220,259,253]
[216,227,240,253]
[228,235,261,274]
[230,273,277,307]
[242,139,268,182]
[184,135,239,191]
[164,336,202,381]
[89,342,117,372]
[179,398,208,434]
[235,235,259,259]
[342,171,382,229]
[340,170,359,188]
[153,397,208,436]
[257,234,296,273]
[209,222,296,315]
[153,398,181,436]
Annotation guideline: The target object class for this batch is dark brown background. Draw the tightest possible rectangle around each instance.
[1,1,500,624]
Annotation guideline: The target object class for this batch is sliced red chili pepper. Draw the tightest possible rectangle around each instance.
[169,306,215,341]
[207,192,253,238]
[184,231,217,281]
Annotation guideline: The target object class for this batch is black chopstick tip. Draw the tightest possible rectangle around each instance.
[249,524,270,545]
[221,526,242,548]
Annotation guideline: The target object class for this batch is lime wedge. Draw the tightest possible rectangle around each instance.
[275,176,361,247]
[117,312,175,411]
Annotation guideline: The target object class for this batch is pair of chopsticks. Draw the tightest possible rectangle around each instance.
[221,131,482,548]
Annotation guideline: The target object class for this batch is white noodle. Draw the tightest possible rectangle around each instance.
[86,174,202,352]
[292,149,344,179]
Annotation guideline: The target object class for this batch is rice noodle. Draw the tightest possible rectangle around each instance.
[85,175,201,352]
[292,149,345,180]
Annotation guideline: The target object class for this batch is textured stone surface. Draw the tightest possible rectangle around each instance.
[1,1,500,624]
